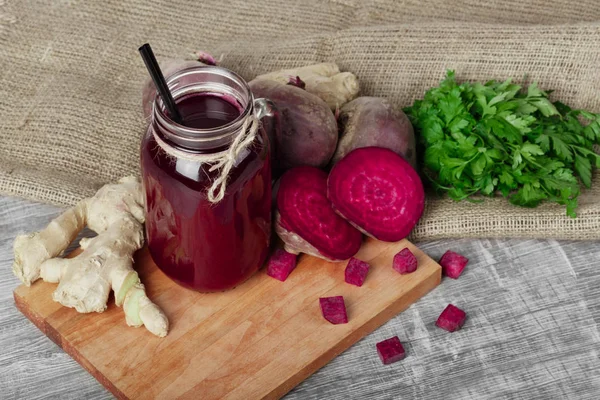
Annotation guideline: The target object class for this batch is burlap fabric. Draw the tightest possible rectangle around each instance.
[1,1,599,240]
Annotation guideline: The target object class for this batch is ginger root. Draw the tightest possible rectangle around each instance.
[253,63,359,111]
[12,176,169,337]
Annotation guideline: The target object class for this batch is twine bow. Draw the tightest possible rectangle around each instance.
[152,115,260,203]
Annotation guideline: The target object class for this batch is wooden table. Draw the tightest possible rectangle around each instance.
[1,195,599,399]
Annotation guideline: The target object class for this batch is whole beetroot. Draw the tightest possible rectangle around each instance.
[249,79,338,171]
[253,63,359,111]
[333,97,416,166]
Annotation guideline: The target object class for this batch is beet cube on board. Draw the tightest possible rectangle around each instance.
[376,336,406,365]
[345,257,370,287]
[392,247,418,274]
[436,304,466,332]
[439,250,468,279]
[319,296,348,324]
[266,249,297,282]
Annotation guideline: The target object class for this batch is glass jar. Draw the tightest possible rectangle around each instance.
[140,66,276,292]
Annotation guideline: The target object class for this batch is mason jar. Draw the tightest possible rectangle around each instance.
[140,66,276,292]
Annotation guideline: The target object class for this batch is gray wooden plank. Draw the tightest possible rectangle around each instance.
[1,195,599,399]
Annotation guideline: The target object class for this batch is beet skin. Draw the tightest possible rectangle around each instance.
[333,97,416,166]
[249,80,338,171]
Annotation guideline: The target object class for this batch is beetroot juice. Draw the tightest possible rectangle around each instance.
[173,93,241,129]
[141,66,274,292]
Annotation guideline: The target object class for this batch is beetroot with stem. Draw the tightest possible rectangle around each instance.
[393,248,418,274]
[376,336,406,365]
[327,147,425,242]
[436,304,466,332]
[276,166,362,261]
[266,249,297,282]
[193,50,217,66]
[333,97,416,166]
[319,296,348,324]
[249,79,338,171]
[439,250,469,279]
[345,257,370,287]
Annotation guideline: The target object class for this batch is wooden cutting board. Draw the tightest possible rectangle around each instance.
[14,238,441,399]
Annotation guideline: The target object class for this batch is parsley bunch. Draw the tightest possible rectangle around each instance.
[405,71,600,217]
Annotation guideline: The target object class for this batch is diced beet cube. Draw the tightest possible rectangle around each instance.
[436,304,466,332]
[266,249,297,282]
[319,296,348,324]
[392,247,418,274]
[376,336,406,365]
[345,257,370,287]
[439,250,469,279]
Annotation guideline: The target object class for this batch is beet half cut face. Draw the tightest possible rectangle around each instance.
[277,166,362,260]
[328,147,425,242]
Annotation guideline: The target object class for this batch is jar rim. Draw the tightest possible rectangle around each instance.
[153,65,254,150]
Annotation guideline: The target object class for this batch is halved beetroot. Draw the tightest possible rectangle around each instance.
[276,166,362,261]
[327,147,425,242]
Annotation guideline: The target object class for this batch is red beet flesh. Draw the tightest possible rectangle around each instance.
[345,257,370,287]
[266,249,297,282]
[436,304,466,332]
[393,247,418,274]
[376,336,406,365]
[319,296,348,324]
[327,147,425,242]
[277,166,362,260]
[439,250,469,279]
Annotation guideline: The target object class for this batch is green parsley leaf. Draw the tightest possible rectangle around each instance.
[529,98,559,117]
[405,70,600,217]
[521,142,544,156]
[574,154,592,188]
[527,82,543,98]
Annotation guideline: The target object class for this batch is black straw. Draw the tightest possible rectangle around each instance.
[138,43,183,124]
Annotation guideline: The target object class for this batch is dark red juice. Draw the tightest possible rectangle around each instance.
[175,93,241,129]
[141,93,272,292]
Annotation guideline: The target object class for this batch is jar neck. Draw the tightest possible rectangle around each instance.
[152,66,254,152]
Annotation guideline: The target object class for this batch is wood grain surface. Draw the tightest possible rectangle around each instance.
[2,195,600,399]
[12,219,440,399]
